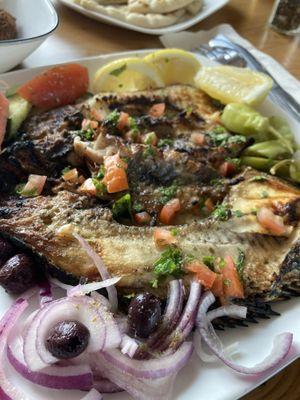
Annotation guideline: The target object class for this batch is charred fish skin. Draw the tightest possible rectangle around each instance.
[0,171,299,304]
[0,106,83,192]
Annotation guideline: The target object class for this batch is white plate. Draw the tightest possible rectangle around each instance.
[0,50,299,400]
[57,0,229,35]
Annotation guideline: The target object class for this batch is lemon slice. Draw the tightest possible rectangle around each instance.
[144,49,201,86]
[195,66,273,106]
[92,57,164,93]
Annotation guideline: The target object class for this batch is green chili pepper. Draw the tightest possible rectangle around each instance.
[242,140,291,159]
[240,156,277,171]
[221,103,294,154]
[289,160,300,183]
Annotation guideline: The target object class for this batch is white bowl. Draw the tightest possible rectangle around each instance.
[0,0,59,73]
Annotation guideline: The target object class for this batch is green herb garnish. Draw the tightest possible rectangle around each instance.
[112,193,132,219]
[92,178,107,197]
[170,228,178,236]
[208,130,247,147]
[152,246,184,287]
[157,138,174,148]
[159,184,178,204]
[142,145,156,159]
[212,203,231,221]
[76,129,94,141]
[202,255,215,270]
[236,249,245,278]
[261,190,269,198]
[95,165,105,180]
[109,63,127,77]
[233,210,243,218]
[249,175,267,182]
[224,278,231,286]
[62,166,71,175]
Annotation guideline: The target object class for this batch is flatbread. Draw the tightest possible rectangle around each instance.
[127,0,194,14]
[187,0,203,14]
[90,0,127,4]
[78,0,186,28]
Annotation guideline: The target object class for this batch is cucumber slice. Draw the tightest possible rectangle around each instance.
[7,94,32,139]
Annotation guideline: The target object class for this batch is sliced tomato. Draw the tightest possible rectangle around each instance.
[90,108,105,122]
[222,255,244,299]
[186,261,217,289]
[257,207,287,236]
[21,174,47,196]
[211,274,224,298]
[0,92,9,149]
[149,103,165,118]
[62,168,78,183]
[79,178,97,196]
[18,64,89,110]
[191,133,205,145]
[117,112,130,130]
[219,161,236,177]
[82,119,98,130]
[159,198,181,225]
[153,227,177,248]
[134,212,151,225]
[103,153,129,194]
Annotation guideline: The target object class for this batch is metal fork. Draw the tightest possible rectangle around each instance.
[193,34,300,122]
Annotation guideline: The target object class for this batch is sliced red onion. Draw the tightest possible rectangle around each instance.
[74,233,119,312]
[68,276,121,297]
[38,281,53,307]
[7,336,93,390]
[193,330,240,363]
[121,335,139,359]
[82,389,102,400]
[49,278,72,291]
[23,295,121,371]
[206,305,247,322]
[93,375,123,393]
[93,352,178,400]
[158,280,201,351]
[98,341,193,379]
[196,291,293,375]
[90,291,112,310]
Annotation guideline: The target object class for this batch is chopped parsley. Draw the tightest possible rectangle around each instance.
[102,109,121,135]
[208,130,247,147]
[128,117,139,140]
[202,255,215,270]
[76,129,94,141]
[62,166,71,175]
[152,246,184,288]
[132,202,143,213]
[233,210,244,218]
[144,132,156,145]
[170,228,178,236]
[223,278,231,287]
[142,145,156,159]
[95,165,105,180]
[109,63,127,77]
[212,203,231,221]
[159,184,178,204]
[226,157,241,167]
[112,193,132,219]
[92,178,107,196]
[157,138,174,148]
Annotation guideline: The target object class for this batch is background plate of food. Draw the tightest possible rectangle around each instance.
[56,0,229,35]
[0,49,299,400]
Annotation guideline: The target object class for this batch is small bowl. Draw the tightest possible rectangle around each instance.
[0,0,59,73]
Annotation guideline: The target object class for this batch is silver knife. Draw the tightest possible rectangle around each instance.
[209,34,300,122]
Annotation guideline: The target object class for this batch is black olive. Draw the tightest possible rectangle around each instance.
[0,237,15,265]
[128,292,161,339]
[46,320,90,359]
[0,254,36,294]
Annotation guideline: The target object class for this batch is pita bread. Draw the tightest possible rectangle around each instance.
[78,0,186,28]
[187,0,203,14]
[127,0,194,14]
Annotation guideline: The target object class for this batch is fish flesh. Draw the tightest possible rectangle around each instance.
[0,169,299,304]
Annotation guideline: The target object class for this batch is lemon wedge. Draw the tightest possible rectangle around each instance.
[195,66,273,106]
[144,49,201,86]
[92,57,164,93]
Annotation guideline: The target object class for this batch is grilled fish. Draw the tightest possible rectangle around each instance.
[0,169,299,303]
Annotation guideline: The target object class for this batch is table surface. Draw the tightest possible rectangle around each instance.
[24,0,300,399]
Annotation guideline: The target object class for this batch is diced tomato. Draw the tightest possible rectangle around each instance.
[257,207,287,236]
[62,168,78,183]
[153,227,177,248]
[0,92,9,149]
[222,255,244,299]
[103,153,129,194]
[134,212,151,225]
[211,274,224,298]
[79,178,97,196]
[90,108,105,122]
[191,133,205,145]
[204,198,214,213]
[18,64,89,110]
[219,161,236,177]
[22,174,47,196]
[82,119,98,130]
[159,198,181,225]
[117,112,130,130]
[186,260,217,289]
[149,103,165,118]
